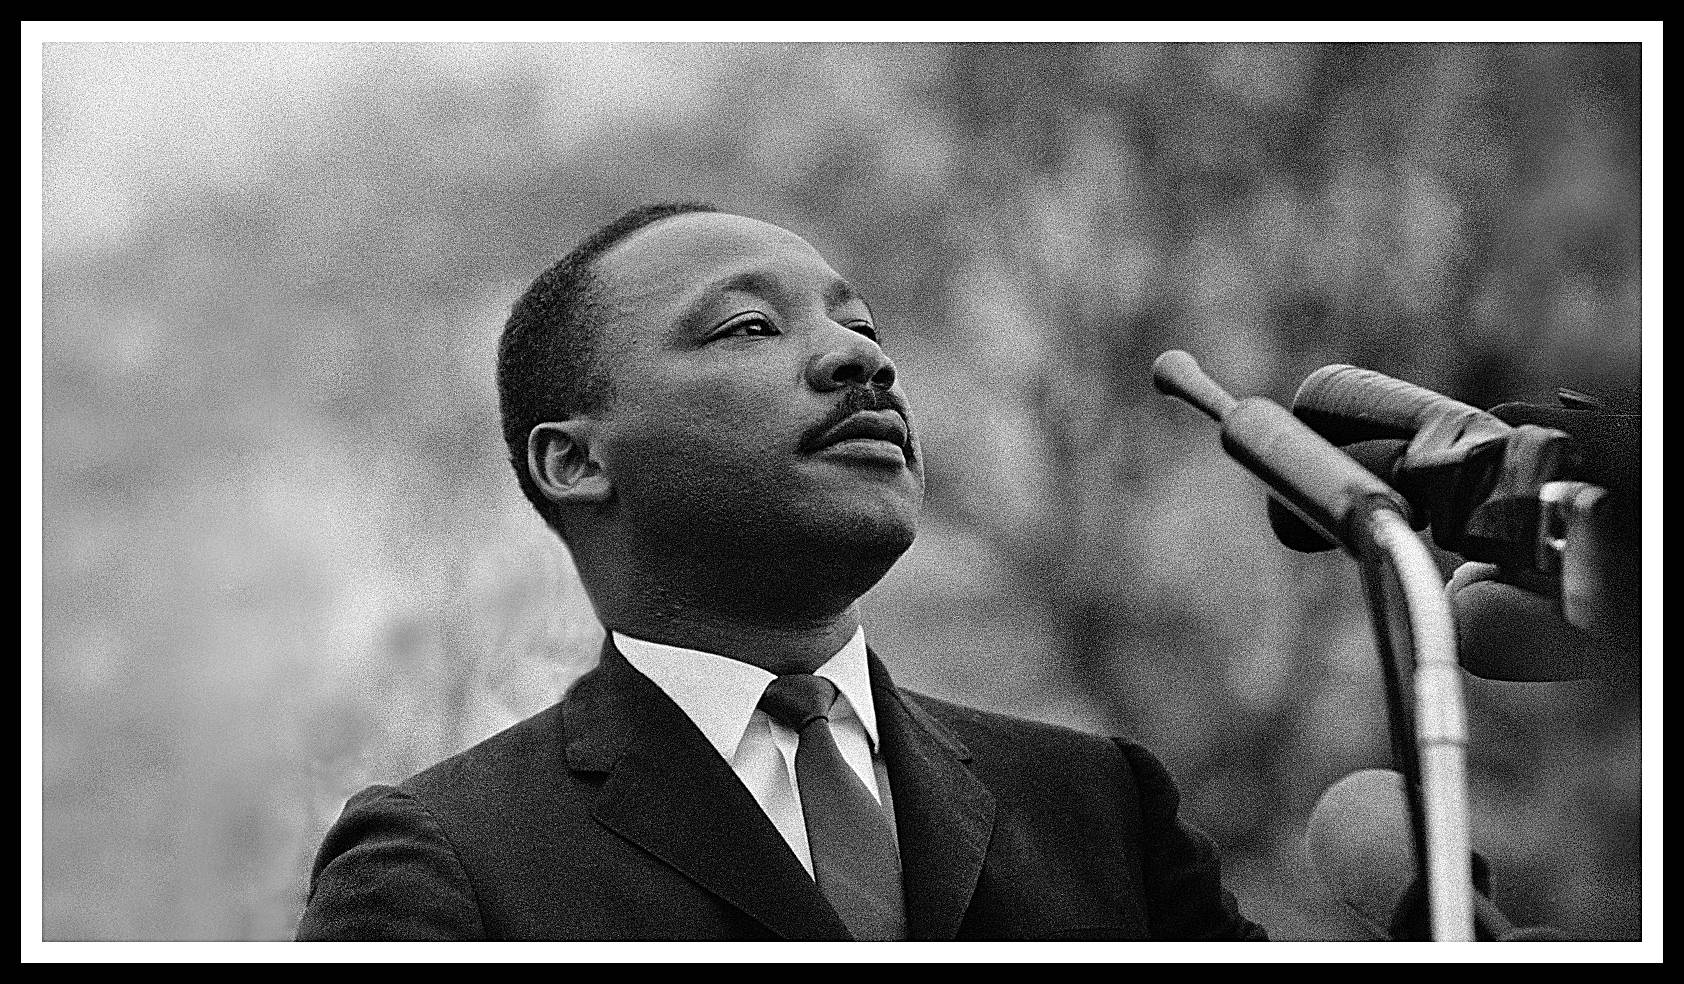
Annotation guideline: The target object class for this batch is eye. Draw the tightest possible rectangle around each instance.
[848,321,880,343]
[714,313,780,339]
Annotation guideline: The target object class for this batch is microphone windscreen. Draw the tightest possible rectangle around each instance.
[1305,768,1415,932]
[1447,564,1595,681]
[1268,439,1412,551]
[1293,365,1480,446]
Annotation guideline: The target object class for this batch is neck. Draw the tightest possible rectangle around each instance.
[570,523,895,674]
[608,601,863,675]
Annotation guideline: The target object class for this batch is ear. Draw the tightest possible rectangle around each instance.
[527,420,613,507]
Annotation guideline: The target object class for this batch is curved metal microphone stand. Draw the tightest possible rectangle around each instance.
[1152,350,1474,941]
[1353,508,1473,941]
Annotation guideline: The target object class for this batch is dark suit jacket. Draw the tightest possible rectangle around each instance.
[296,639,1265,941]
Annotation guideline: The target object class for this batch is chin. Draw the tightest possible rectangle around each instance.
[792,513,917,604]
[804,496,921,567]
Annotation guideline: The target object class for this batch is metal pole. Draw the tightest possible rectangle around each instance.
[1353,516,1430,924]
[1366,509,1475,942]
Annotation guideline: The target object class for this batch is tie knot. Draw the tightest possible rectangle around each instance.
[758,674,840,730]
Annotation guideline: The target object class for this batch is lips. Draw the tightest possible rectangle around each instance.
[805,409,910,454]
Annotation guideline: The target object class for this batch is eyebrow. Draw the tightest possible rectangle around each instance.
[826,277,864,309]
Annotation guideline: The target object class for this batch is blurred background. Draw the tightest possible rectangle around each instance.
[39,40,1644,941]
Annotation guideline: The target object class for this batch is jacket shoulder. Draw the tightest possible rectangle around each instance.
[397,700,573,806]
[297,783,488,940]
[898,687,1129,761]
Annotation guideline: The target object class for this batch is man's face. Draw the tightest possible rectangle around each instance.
[585,212,925,576]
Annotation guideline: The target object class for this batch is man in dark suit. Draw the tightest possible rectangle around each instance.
[296,202,1265,941]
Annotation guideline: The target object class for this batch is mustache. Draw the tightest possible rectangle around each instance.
[800,387,913,453]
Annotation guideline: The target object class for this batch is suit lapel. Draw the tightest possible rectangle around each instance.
[562,638,852,941]
[869,650,997,941]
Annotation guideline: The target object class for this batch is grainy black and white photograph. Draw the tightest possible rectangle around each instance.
[28,22,1656,957]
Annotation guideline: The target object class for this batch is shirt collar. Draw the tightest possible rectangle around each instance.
[611,626,878,760]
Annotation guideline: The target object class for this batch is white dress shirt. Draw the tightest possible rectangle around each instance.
[612,626,898,877]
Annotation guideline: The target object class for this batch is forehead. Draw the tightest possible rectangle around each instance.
[590,212,844,326]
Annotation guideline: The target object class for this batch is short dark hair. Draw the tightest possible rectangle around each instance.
[497,201,720,537]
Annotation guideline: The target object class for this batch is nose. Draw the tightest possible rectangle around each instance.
[804,325,897,392]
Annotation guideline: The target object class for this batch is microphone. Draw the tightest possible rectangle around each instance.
[1307,769,1422,936]
[1293,365,1556,569]
[1447,566,1598,681]
[1291,364,1513,449]
[1448,562,1639,686]
[1307,769,1568,941]
[1270,365,1641,680]
[1268,439,1414,552]
[1152,351,1410,553]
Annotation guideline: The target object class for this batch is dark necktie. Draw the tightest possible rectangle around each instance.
[758,673,908,941]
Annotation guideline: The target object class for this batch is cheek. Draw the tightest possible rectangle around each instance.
[603,374,802,498]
